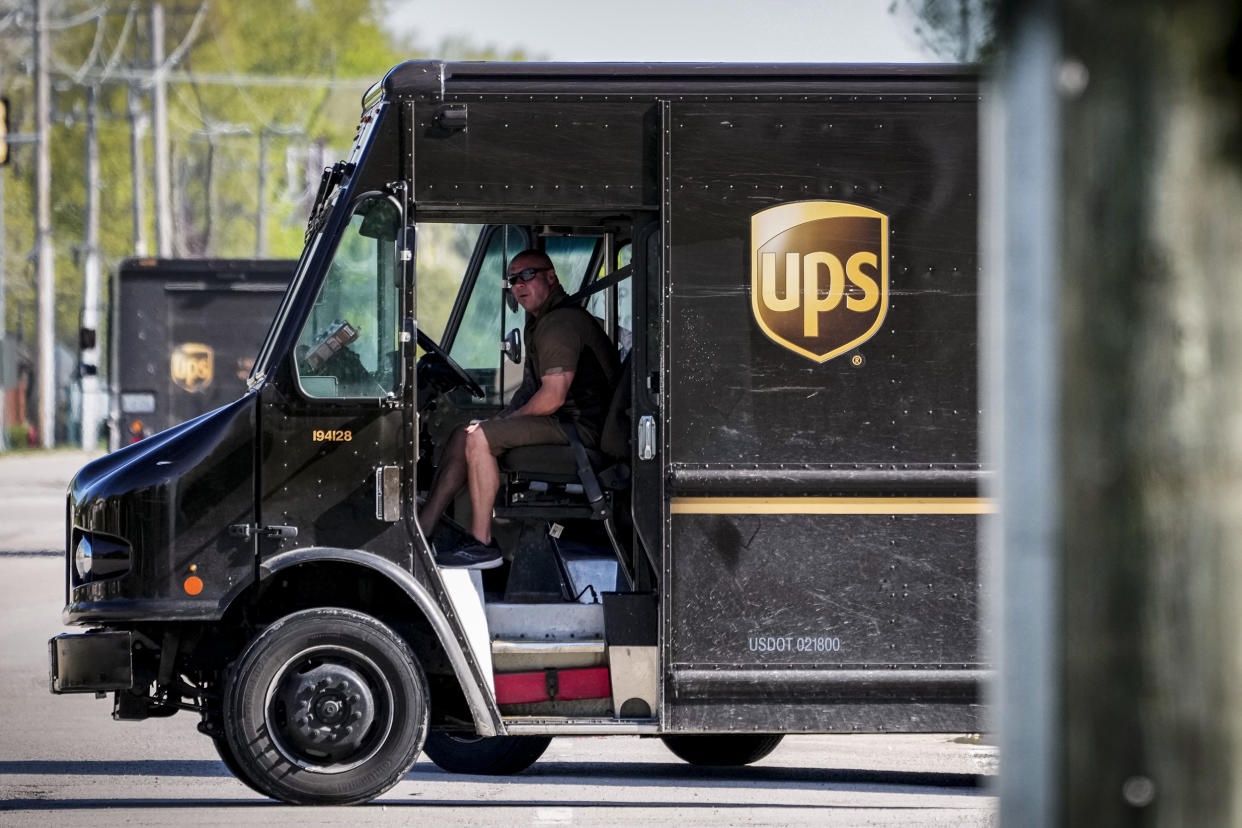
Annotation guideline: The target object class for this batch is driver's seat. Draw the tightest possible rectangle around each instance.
[493,357,633,583]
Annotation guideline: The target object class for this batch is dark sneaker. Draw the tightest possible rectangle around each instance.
[436,539,503,570]
[430,527,471,555]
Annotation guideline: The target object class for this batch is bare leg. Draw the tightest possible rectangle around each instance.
[419,427,468,537]
[464,427,501,544]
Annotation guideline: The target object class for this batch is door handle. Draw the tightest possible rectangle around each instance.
[638,415,657,461]
[375,465,402,522]
[228,524,298,540]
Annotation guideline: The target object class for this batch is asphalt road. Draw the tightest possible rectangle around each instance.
[0,450,998,825]
[0,449,102,555]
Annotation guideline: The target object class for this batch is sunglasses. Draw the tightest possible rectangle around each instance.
[506,266,552,286]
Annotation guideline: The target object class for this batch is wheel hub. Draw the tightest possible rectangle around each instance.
[278,662,376,763]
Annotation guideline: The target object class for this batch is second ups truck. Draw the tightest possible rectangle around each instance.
[109,258,294,448]
[50,61,984,805]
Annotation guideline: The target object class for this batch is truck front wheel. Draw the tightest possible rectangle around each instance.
[211,736,267,795]
[422,731,551,775]
[661,733,784,766]
[222,607,429,805]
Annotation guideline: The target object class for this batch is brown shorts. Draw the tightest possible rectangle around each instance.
[478,415,569,456]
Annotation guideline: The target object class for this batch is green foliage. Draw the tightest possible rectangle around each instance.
[6,423,33,448]
[0,0,525,362]
[888,0,998,64]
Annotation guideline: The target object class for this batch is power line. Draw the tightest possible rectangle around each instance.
[53,65,377,90]
[156,0,206,73]
[43,4,107,31]
[96,2,137,80]
[67,7,106,84]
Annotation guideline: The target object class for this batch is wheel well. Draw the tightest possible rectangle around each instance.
[217,560,474,728]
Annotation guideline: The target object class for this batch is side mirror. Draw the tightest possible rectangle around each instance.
[502,328,522,364]
[504,287,518,313]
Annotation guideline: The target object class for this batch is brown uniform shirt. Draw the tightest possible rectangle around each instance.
[512,287,621,437]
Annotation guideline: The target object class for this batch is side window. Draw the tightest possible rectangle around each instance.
[587,242,634,356]
[414,222,480,344]
[545,236,599,292]
[448,228,519,371]
[447,226,526,405]
[293,195,402,399]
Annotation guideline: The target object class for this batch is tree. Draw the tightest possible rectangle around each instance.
[0,0,524,438]
[889,0,998,63]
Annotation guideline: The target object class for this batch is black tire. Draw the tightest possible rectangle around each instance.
[222,607,429,805]
[211,736,267,795]
[661,733,784,766]
[422,730,551,775]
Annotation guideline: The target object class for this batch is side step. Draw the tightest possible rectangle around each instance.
[484,599,659,722]
[485,601,605,640]
[491,638,606,672]
[503,718,660,735]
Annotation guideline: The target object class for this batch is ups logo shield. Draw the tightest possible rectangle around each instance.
[751,201,889,363]
[170,343,214,393]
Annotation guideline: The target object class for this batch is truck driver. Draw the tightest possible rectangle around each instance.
[420,249,621,569]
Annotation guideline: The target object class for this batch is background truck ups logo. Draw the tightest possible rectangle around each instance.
[170,343,214,392]
[751,201,889,363]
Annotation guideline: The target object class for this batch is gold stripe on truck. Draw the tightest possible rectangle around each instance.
[670,497,996,515]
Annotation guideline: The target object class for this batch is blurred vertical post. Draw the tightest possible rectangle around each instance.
[152,2,173,257]
[1055,0,1242,824]
[0,61,7,453]
[128,83,149,258]
[80,85,101,450]
[994,0,1242,823]
[986,0,1060,824]
[35,0,55,448]
[256,129,268,257]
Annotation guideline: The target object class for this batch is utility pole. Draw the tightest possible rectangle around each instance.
[35,0,55,448]
[256,129,268,257]
[128,83,149,257]
[0,61,7,452]
[80,84,101,450]
[151,2,173,257]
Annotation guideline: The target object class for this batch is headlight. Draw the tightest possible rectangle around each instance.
[74,534,93,580]
[72,531,131,584]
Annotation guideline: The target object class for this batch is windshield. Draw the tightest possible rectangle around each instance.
[247,106,384,389]
[247,170,356,389]
[293,194,403,399]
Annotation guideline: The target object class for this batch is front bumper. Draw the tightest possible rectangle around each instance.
[48,631,134,694]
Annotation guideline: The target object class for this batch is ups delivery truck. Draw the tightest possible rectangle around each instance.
[50,62,983,805]
[109,258,294,448]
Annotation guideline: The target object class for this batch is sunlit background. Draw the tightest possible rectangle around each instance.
[0,0,990,448]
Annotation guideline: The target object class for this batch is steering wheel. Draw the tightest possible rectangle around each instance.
[416,330,485,398]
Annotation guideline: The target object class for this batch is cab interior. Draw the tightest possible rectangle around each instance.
[413,216,659,721]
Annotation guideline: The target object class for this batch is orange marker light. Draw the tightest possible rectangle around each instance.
[184,576,203,596]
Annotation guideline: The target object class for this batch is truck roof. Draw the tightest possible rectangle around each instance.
[376,60,977,103]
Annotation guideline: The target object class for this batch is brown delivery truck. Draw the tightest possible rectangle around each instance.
[50,61,983,805]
